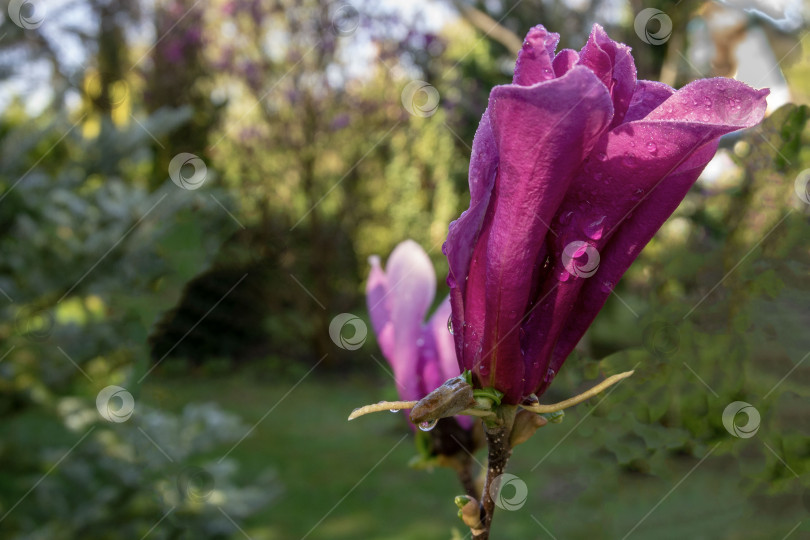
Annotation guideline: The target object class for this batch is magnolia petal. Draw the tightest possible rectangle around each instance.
[553,49,579,77]
[421,296,474,429]
[371,240,437,402]
[544,143,720,389]
[366,255,394,361]
[513,25,560,86]
[578,24,637,128]
[479,66,614,402]
[427,295,459,384]
[526,79,768,395]
[445,111,498,368]
[624,80,675,122]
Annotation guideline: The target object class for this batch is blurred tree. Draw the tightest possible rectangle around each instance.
[151,0,470,365]
[0,99,274,536]
[142,0,224,189]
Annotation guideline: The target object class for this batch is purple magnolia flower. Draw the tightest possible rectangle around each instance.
[367,240,471,429]
[444,24,768,404]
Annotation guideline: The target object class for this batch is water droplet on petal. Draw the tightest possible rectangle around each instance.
[556,270,571,282]
[419,419,438,431]
[596,152,607,162]
[646,142,657,154]
[544,368,555,383]
[583,215,606,240]
[600,280,614,293]
[447,316,454,335]
[559,211,574,225]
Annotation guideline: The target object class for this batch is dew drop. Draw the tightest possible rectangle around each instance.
[556,270,571,282]
[559,211,574,225]
[544,368,555,383]
[596,152,607,162]
[447,316,454,335]
[600,280,614,293]
[646,142,657,154]
[419,419,439,431]
[583,215,606,240]
[390,409,399,413]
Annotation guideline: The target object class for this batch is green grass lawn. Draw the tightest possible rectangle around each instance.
[141,370,807,539]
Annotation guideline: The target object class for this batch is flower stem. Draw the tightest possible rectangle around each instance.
[456,454,479,499]
[472,405,516,540]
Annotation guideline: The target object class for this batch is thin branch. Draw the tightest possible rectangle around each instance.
[521,370,635,414]
[348,400,417,420]
[450,0,523,54]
